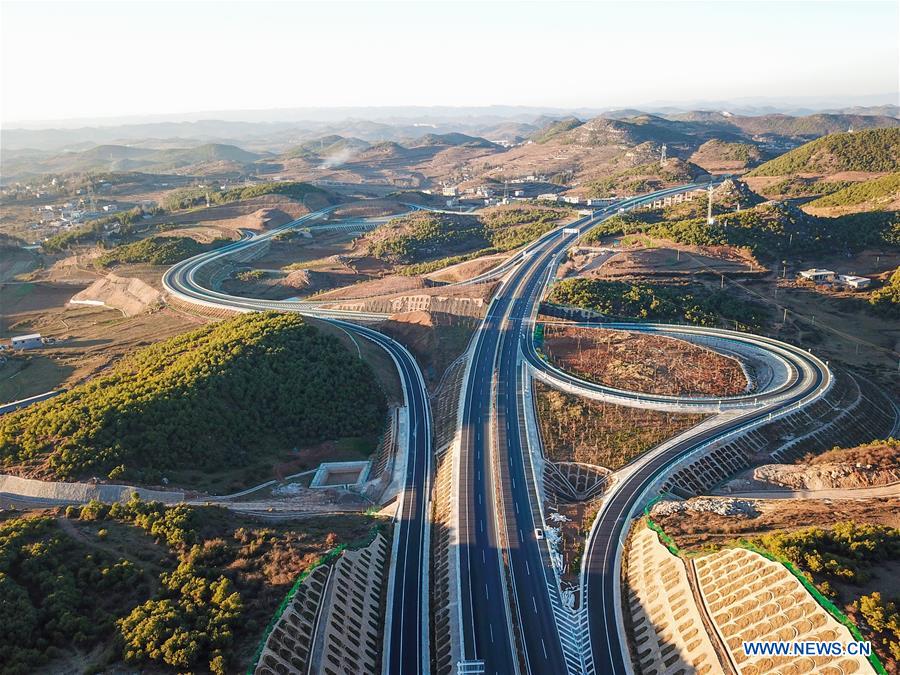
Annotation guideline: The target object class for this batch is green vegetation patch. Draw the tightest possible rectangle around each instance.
[41,207,147,253]
[747,128,900,176]
[97,235,227,267]
[750,522,900,670]
[547,278,767,329]
[369,212,487,264]
[582,201,899,258]
[585,159,705,199]
[163,181,333,211]
[370,206,572,268]
[807,172,900,210]
[0,499,379,674]
[764,177,854,199]
[869,266,900,317]
[0,312,386,482]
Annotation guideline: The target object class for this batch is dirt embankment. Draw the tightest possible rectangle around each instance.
[377,310,477,386]
[69,274,162,316]
[651,497,900,552]
[323,281,497,319]
[751,440,900,490]
[542,325,749,397]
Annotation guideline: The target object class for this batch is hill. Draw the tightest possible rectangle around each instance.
[804,172,900,213]
[530,116,583,143]
[361,205,573,271]
[282,135,370,160]
[583,198,899,259]
[411,132,496,148]
[746,128,900,176]
[0,142,265,179]
[583,157,707,198]
[149,143,262,168]
[96,236,228,267]
[690,139,763,172]
[0,312,386,482]
[664,111,900,141]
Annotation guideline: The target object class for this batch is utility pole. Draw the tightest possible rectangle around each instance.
[660,144,667,167]
[707,183,715,225]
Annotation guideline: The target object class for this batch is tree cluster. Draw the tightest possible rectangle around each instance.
[548,278,767,330]
[97,235,226,267]
[747,128,900,176]
[0,312,387,481]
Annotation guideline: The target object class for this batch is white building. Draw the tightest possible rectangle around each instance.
[11,334,43,350]
[799,269,836,283]
[442,186,459,197]
[835,274,871,289]
[537,193,560,202]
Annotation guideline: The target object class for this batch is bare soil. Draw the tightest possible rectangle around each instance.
[534,381,707,470]
[652,497,900,553]
[377,311,477,386]
[426,252,512,283]
[543,325,748,397]
[1,296,204,402]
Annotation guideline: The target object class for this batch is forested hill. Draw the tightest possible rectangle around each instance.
[746,128,900,176]
[0,312,386,482]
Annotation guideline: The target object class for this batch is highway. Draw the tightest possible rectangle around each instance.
[161,210,431,674]
[523,322,827,412]
[164,185,834,675]
[458,182,832,675]
[458,185,712,675]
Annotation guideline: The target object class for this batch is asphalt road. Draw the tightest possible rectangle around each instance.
[161,215,432,675]
[583,345,826,674]
[458,186,704,674]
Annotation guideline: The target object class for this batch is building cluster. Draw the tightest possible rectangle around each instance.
[798,268,872,289]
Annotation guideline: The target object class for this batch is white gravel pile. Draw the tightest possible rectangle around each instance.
[651,497,759,518]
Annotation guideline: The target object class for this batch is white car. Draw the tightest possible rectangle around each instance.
[534,528,545,540]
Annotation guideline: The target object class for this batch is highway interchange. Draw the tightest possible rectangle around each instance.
[163,185,832,674]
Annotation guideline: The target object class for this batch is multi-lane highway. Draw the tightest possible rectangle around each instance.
[165,185,833,675]
[161,210,431,674]
[458,183,832,675]
[458,186,713,675]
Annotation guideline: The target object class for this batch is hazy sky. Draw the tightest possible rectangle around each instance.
[2,0,898,125]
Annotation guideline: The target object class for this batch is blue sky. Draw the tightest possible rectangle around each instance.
[2,1,898,123]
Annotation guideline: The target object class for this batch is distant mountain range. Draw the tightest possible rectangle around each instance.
[3,109,899,184]
[3,102,897,153]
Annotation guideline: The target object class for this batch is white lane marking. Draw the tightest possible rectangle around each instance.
[533,596,538,613]
[490,624,495,644]
[542,639,548,659]
[482,550,486,564]
[526,560,530,576]
[485,583,489,600]
[515,502,519,514]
